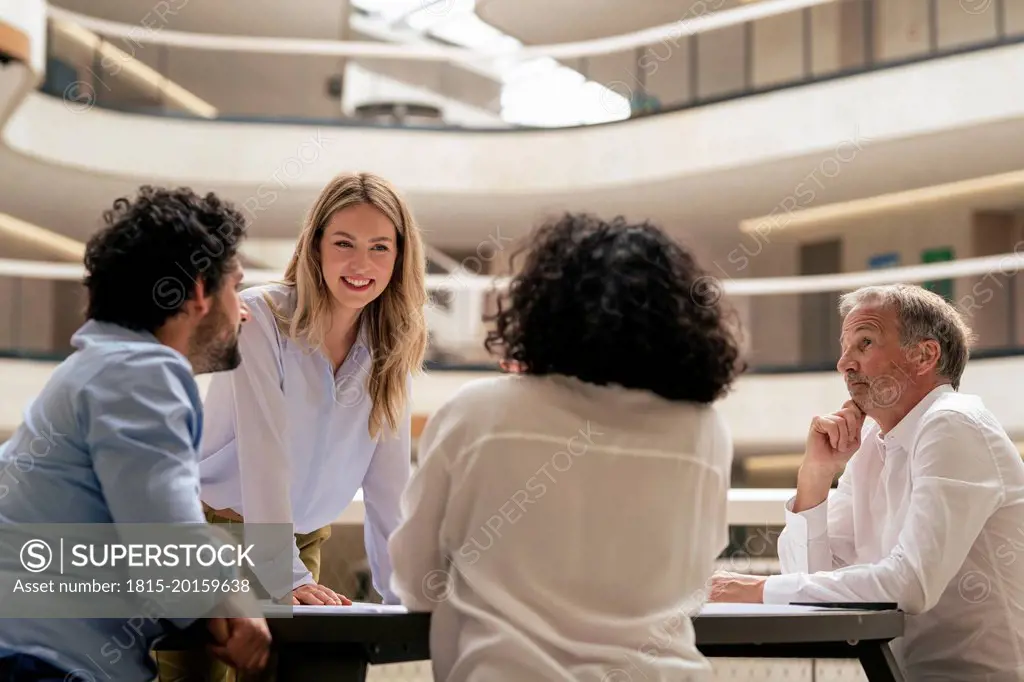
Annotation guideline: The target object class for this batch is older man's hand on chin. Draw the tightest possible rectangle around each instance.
[708,571,768,604]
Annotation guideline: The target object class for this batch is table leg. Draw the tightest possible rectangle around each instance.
[275,645,368,682]
[858,641,905,682]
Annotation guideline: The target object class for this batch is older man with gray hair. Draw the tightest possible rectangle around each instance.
[710,283,1024,681]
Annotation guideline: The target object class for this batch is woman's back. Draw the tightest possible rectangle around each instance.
[388,212,743,681]
[398,374,732,682]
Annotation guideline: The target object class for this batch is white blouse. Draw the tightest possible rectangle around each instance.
[389,373,733,682]
[199,283,410,602]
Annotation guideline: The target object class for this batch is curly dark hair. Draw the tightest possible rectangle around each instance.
[484,213,746,404]
[83,186,247,333]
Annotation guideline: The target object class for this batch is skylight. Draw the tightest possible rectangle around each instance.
[348,0,629,127]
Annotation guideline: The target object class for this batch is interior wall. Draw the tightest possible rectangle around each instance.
[638,39,690,109]
[748,234,802,367]
[1009,0,1024,35]
[966,210,1023,350]
[0,278,54,354]
[874,0,930,62]
[937,0,1000,49]
[1016,212,1024,345]
[51,280,86,353]
[752,11,803,89]
[696,24,747,100]
[836,206,974,274]
[617,0,1015,112]
[745,205,989,367]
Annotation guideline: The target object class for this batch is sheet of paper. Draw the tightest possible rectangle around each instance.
[288,602,410,615]
[698,603,833,616]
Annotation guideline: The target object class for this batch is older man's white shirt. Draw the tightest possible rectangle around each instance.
[763,384,1024,681]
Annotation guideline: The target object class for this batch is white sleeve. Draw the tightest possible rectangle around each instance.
[775,465,857,575]
[387,400,457,612]
[711,408,733,558]
[361,380,413,605]
[230,296,309,598]
[764,411,1005,614]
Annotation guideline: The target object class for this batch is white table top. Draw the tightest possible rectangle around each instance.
[333,487,805,527]
[288,602,843,617]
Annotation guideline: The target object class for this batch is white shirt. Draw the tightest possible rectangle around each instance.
[389,374,733,682]
[763,384,1024,681]
[198,283,410,602]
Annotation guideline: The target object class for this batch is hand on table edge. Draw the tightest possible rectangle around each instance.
[291,583,353,606]
[707,571,767,604]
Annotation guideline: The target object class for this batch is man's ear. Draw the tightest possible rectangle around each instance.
[913,339,941,376]
[187,278,212,317]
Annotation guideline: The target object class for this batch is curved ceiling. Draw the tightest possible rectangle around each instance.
[50,0,352,39]
[477,0,747,44]
[51,0,749,50]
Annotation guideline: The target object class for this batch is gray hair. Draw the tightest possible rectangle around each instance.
[838,284,976,389]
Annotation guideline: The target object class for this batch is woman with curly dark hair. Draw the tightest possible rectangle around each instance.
[389,213,744,682]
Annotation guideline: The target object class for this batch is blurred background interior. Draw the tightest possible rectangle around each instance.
[1,0,1023,678]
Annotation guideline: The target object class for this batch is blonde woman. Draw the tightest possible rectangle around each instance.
[197,172,428,607]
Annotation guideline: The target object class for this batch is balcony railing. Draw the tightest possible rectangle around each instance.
[0,248,1021,371]
[36,0,1024,130]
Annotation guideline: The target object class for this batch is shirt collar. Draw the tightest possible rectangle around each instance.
[353,314,371,354]
[881,383,955,452]
[291,310,371,359]
[71,319,189,365]
[72,319,161,346]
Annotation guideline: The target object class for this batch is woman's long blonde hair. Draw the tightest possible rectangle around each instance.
[270,172,428,439]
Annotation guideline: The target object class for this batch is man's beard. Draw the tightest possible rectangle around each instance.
[845,371,904,411]
[189,304,242,374]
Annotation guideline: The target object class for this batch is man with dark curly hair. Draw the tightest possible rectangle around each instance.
[388,213,744,682]
[0,186,271,681]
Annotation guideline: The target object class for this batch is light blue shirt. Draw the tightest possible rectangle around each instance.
[198,283,410,603]
[0,320,215,681]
